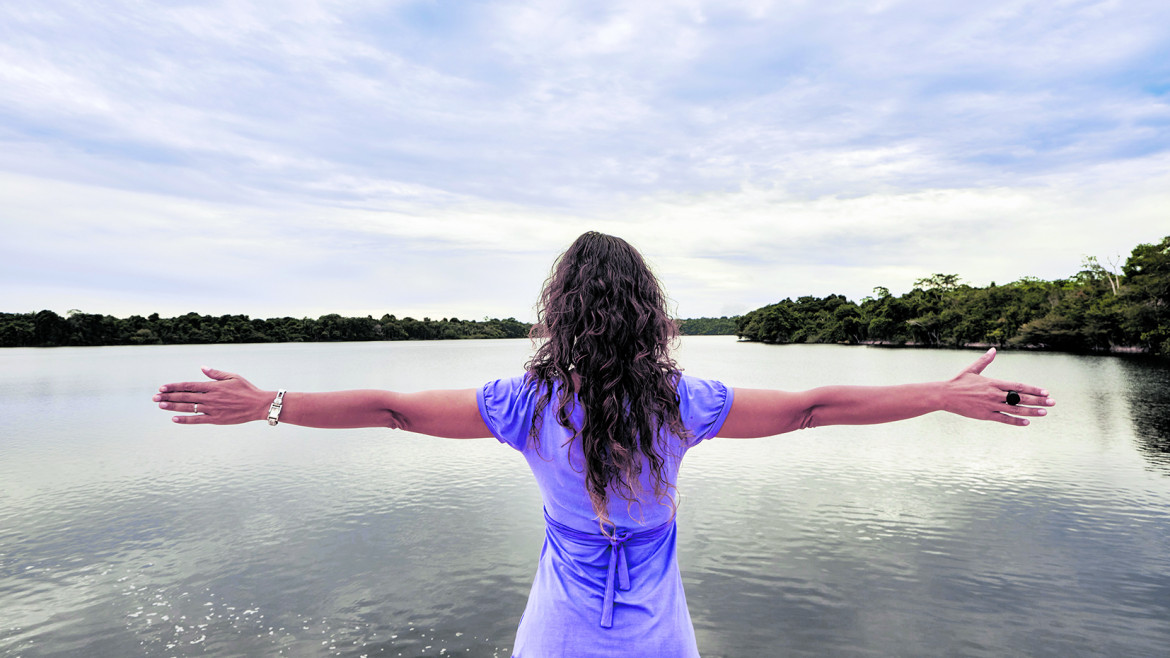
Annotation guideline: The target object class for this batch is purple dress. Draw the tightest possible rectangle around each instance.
[478,374,734,657]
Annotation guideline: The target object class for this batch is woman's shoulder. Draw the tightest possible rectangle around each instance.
[478,373,547,450]
[676,374,735,443]
[677,373,730,396]
[481,372,543,404]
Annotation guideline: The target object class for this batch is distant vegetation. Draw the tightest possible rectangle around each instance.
[0,311,739,347]
[736,235,1170,356]
[676,316,739,335]
[7,235,1165,354]
[0,313,531,347]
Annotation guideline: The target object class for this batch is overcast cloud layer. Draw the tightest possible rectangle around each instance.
[2,0,1168,321]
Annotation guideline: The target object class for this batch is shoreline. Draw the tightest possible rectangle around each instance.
[736,338,1155,356]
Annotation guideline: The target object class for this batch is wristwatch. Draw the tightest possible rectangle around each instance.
[267,389,286,426]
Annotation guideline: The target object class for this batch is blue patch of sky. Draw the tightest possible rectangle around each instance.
[955,109,1169,173]
[0,112,194,169]
[1103,128,1170,161]
[943,115,1118,173]
[0,113,66,144]
[666,52,815,104]
[959,148,1042,170]
[911,70,1035,99]
[1024,116,1122,152]
[343,1,521,91]
[397,0,478,34]
[1083,46,1170,95]
[661,20,825,104]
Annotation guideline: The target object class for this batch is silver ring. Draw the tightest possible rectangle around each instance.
[193,403,199,414]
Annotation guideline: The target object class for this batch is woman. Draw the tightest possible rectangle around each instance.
[154,232,1053,657]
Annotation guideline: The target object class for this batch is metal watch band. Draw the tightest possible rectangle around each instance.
[267,389,286,426]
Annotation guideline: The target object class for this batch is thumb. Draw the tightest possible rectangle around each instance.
[963,347,996,375]
[201,366,236,381]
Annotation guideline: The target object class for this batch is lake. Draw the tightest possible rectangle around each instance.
[2,337,1169,657]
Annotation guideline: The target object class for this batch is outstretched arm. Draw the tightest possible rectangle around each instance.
[717,348,1054,439]
[154,367,491,439]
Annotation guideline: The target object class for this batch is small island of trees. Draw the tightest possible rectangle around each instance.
[735,235,1170,356]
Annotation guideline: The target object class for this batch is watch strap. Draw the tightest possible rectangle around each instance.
[267,389,286,426]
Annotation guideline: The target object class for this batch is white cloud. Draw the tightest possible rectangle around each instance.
[1,0,1168,320]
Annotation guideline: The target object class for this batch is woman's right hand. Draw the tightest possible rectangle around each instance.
[153,366,273,425]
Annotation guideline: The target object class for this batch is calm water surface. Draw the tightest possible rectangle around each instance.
[1,338,1168,657]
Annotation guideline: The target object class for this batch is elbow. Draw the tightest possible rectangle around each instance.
[797,406,820,430]
[385,409,409,431]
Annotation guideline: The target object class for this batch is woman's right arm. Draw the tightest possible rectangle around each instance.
[154,367,491,439]
[717,348,1053,439]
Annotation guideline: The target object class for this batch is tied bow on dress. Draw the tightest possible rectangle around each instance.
[542,508,675,628]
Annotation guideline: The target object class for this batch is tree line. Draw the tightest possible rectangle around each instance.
[0,312,532,347]
[0,311,741,348]
[736,235,1170,356]
[8,234,1165,352]
[676,316,738,335]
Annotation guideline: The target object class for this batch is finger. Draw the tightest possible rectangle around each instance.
[1000,405,1048,418]
[202,366,237,381]
[984,378,1048,397]
[158,401,202,413]
[989,411,1030,427]
[153,392,204,404]
[172,413,213,425]
[1009,393,1055,407]
[159,381,215,394]
[964,348,996,375]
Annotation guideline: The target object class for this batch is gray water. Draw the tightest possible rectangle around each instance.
[1,337,1168,657]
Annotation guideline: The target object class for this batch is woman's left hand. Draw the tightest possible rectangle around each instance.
[153,367,272,425]
[944,348,1054,426]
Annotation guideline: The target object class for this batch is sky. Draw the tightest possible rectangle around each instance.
[2,0,1168,322]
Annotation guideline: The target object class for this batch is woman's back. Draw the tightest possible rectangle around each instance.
[479,373,734,532]
[479,372,733,656]
[524,231,690,534]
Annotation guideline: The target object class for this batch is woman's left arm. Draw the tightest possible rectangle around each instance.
[717,348,1054,439]
[154,367,491,438]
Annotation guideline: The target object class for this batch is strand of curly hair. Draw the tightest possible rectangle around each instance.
[525,232,689,531]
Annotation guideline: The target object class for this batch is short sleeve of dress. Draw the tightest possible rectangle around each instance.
[478,374,538,451]
[678,375,734,446]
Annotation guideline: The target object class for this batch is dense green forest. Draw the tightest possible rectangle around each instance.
[0,310,740,347]
[676,316,738,335]
[6,235,1166,353]
[0,312,531,347]
[736,235,1170,356]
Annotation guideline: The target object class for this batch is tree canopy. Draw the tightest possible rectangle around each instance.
[0,311,739,347]
[736,235,1170,356]
[8,235,1166,354]
[0,312,533,347]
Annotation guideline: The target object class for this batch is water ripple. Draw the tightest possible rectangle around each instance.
[4,341,1170,656]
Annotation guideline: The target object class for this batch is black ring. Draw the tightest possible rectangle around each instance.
[1006,390,1020,406]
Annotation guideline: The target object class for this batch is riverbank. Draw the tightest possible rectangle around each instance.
[735,337,1155,356]
[0,310,737,348]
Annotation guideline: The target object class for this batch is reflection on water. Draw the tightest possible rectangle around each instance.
[1120,356,1170,470]
[2,339,1169,657]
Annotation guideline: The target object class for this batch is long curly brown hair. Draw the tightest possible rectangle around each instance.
[526,232,688,529]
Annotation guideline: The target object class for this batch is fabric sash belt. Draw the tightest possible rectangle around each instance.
[542,508,675,629]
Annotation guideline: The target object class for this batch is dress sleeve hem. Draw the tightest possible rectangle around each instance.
[477,382,509,447]
[706,383,735,440]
